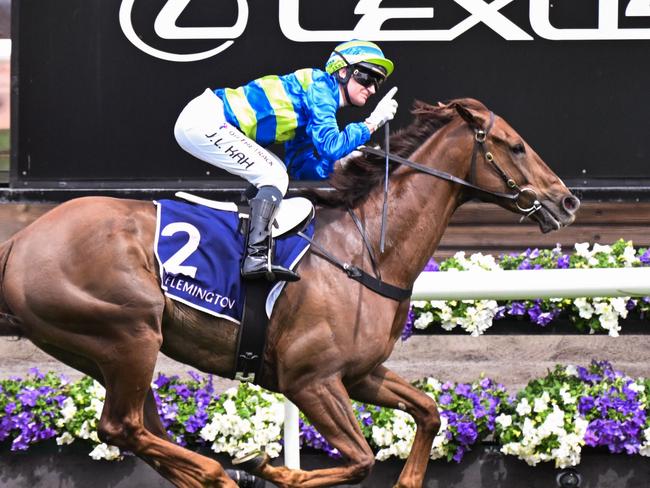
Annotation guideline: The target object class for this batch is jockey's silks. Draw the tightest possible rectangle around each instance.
[214,69,371,180]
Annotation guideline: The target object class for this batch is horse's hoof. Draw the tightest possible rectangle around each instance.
[232,451,269,474]
[225,468,265,488]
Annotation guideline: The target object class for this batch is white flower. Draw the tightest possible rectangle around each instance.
[592,243,612,256]
[622,244,639,267]
[414,312,434,329]
[629,381,645,393]
[495,414,512,428]
[574,242,592,258]
[426,378,442,391]
[89,443,121,461]
[79,420,92,440]
[565,365,579,377]
[559,386,576,405]
[372,426,394,447]
[222,399,237,416]
[516,398,532,416]
[60,397,77,422]
[610,297,629,317]
[89,381,106,400]
[90,398,105,419]
[411,300,428,308]
[533,394,549,413]
[56,432,75,445]
[574,298,594,319]
[639,428,650,457]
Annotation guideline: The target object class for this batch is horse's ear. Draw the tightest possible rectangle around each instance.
[452,102,481,129]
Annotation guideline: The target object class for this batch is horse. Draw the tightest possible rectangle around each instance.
[0,98,579,487]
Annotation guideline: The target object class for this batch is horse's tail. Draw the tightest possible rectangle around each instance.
[0,239,23,337]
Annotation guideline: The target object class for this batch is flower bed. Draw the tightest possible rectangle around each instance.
[2,361,650,470]
[404,240,650,338]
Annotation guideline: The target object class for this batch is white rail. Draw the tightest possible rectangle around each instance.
[281,266,650,468]
[412,267,650,300]
[0,39,10,61]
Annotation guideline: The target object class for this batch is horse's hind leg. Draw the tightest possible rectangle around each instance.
[248,376,375,488]
[348,365,441,488]
[96,330,237,488]
[33,339,169,441]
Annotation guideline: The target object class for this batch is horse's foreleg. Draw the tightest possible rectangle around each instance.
[348,365,440,488]
[96,332,237,488]
[249,376,375,488]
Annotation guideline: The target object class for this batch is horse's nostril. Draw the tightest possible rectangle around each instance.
[562,196,580,213]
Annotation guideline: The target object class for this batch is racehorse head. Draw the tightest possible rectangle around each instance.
[319,98,579,234]
[429,98,580,233]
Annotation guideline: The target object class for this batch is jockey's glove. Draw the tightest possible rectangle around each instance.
[365,87,398,132]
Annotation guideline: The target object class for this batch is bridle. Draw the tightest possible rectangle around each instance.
[360,110,543,219]
[298,110,545,302]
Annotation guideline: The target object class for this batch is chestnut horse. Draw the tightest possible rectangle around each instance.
[0,99,579,487]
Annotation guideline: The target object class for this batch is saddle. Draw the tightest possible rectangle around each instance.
[175,191,314,238]
[154,192,315,384]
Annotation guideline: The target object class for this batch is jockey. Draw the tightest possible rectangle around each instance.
[174,40,397,282]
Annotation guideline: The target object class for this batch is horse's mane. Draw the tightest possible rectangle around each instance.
[307,98,487,208]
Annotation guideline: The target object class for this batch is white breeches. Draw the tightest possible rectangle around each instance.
[174,89,289,195]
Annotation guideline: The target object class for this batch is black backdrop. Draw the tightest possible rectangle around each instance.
[11,0,650,192]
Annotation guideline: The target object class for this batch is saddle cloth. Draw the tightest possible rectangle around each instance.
[153,199,314,323]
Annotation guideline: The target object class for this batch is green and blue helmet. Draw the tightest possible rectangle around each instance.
[325,40,394,78]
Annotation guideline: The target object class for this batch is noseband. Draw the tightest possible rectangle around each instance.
[470,111,542,216]
[361,111,543,219]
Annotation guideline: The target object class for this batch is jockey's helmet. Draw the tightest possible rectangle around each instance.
[325,40,394,80]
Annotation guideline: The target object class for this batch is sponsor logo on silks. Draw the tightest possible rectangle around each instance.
[120,0,650,63]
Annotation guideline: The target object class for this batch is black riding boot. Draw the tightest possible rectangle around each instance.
[241,195,300,282]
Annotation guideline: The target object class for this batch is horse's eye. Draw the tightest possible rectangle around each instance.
[511,143,525,155]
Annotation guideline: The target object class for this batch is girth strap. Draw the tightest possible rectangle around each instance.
[347,208,382,280]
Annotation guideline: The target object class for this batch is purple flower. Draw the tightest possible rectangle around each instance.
[153,374,171,389]
[17,388,40,407]
[639,249,650,264]
[517,259,532,270]
[508,302,526,316]
[454,384,472,397]
[452,445,466,463]
[578,395,595,414]
[424,258,439,272]
[557,254,570,269]
[401,307,415,341]
[28,368,45,380]
[494,306,506,320]
[535,312,554,326]
[439,393,453,405]
[527,303,542,322]
[577,366,602,385]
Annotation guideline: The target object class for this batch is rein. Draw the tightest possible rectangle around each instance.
[361,111,542,215]
[299,111,543,302]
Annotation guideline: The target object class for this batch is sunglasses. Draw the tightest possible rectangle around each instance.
[351,68,385,90]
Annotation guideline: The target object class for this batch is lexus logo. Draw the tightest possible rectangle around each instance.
[120,0,650,63]
[119,0,248,62]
